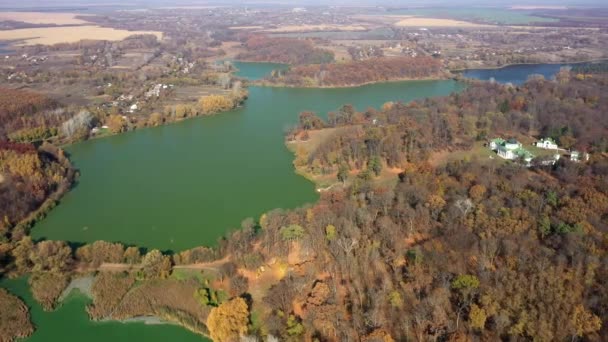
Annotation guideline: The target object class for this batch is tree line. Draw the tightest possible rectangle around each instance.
[237,36,335,65]
[267,56,444,87]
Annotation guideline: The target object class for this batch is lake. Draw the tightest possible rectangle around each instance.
[461,61,601,85]
[31,64,463,252]
[0,277,209,342]
[10,61,559,342]
[0,41,14,55]
[232,61,287,80]
[10,62,463,342]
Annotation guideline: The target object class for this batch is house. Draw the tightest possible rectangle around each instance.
[569,151,590,162]
[535,138,558,150]
[490,138,534,164]
[536,154,561,166]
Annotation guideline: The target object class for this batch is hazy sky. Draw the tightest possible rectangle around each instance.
[1,0,606,9]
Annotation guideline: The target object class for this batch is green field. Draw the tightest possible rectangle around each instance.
[383,8,558,25]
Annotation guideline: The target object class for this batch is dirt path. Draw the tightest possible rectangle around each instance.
[98,263,137,272]
[173,257,230,271]
[97,256,231,273]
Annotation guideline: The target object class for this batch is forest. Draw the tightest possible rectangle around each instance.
[0,71,607,342]
[266,56,444,87]
[0,87,62,138]
[236,36,335,65]
[0,142,75,242]
[288,70,607,178]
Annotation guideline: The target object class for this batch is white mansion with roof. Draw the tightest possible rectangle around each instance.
[489,138,534,163]
[535,138,558,150]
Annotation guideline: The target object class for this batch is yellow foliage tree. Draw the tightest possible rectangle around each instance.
[0,150,43,180]
[148,112,163,126]
[174,104,191,119]
[199,95,234,115]
[206,297,249,342]
[469,184,486,203]
[571,304,602,337]
[468,304,487,330]
[107,115,127,134]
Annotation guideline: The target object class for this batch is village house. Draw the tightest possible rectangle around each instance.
[489,138,534,164]
[535,137,559,150]
[569,151,590,162]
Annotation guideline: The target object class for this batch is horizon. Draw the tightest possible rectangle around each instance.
[2,0,608,10]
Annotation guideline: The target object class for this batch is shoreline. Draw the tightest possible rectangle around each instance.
[255,75,450,89]
[12,143,77,235]
[57,93,248,149]
[449,58,608,72]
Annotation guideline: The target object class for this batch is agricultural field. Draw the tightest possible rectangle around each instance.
[0,12,92,25]
[260,24,367,33]
[392,16,491,28]
[0,25,163,45]
[382,8,558,25]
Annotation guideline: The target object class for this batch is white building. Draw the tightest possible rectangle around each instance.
[490,138,534,164]
[535,138,558,150]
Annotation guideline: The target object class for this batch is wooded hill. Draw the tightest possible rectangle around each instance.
[237,36,335,65]
[267,56,444,87]
[288,70,607,177]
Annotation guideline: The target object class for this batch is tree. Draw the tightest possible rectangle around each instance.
[123,247,141,264]
[30,240,72,273]
[199,95,234,115]
[452,274,480,330]
[337,164,349,184]
[140,250,171,279]
[388,291,403,308]
[368,156,382,176]
[61,110,93,139]
[280,224,305,242]
[571,305,602,338]
[76,240,124,267]
[469,304,487,330]
[12,236,34,273]
[325,224,337,241]
[148,112,163,126]
[107,115,127,134]
[286,314,305,336]
[207,297,249,342]
[229,275,249,297]
[469,185,486,203]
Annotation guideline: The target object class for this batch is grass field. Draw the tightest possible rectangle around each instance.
[0,26,163,45]
[393,17,491,28]
[383,8,558,25]
[0,12,93,25]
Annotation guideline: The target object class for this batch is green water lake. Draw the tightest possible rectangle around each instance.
[5,61,567,341]
[7,62,462,342]
[31,64,463,251]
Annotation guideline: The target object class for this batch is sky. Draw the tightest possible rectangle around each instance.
[0,0,606,9]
